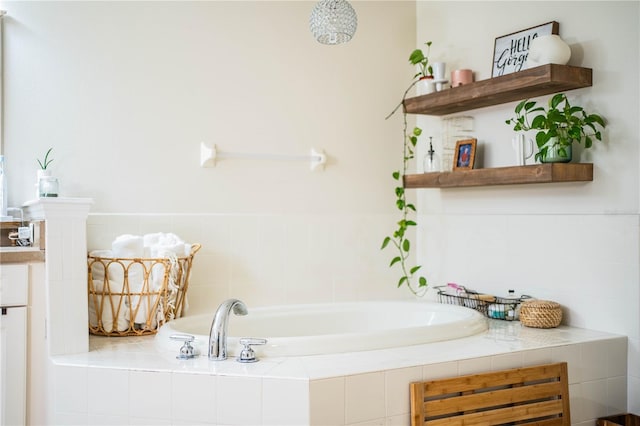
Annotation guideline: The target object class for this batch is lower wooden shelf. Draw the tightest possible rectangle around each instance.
[403,163,593,188]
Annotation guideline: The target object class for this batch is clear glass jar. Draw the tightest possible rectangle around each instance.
[38,175,59,197]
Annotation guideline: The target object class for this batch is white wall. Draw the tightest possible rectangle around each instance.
[414,1,640,412]
[3,1,419,306]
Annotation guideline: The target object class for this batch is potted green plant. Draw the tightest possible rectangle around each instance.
[409,41,434,95]
[505,93,606,163]
[36,148,58,197]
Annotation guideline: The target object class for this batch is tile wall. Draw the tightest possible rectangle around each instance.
[86,213,416,312]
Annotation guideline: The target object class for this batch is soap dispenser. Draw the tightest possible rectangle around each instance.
[423,137,440,173]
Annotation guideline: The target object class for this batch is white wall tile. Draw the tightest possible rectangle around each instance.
[54,365,88,414]
[129,417,172,425]
[345,372,385,425]
[628,375,640,414]
[346,419,385,426]
[522,348,553,366]
[171,373,216,424]
[580,380,609,421]
[87,368,129,417]
[216,375,262,425]
[458,356,491,376]
[490,352,523,371]
[605,338,628,378]
[262,378,309,426]
[53,412,89,425]
[551,345,582,384]
[568,384,584,424]
[606,376,628,415]
[423,361,458,380]
[386,413,410,426]
[384,366,422,417]
[581,341,611,382]
[129,370,172,420]
[310,377,345,426]
[628,337,640,378]
[88,414,129,425]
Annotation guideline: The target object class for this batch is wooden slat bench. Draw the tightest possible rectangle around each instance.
[410,362,570,426]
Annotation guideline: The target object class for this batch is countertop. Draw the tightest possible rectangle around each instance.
[0,246,45,263]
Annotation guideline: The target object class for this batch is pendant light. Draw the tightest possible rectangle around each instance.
[309,0,357,45]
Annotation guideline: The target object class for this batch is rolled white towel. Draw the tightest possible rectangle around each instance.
[88,250,114,282]
[112,234,144,258]
[88,279,130,333]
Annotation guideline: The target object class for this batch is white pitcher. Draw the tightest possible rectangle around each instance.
[512,134,534,166]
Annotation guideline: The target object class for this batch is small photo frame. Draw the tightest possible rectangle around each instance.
[492,21,559,77]
[453,139,477,171]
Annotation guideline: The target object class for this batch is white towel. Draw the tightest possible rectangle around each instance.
[112,234,144,258]
[88,279,130,333]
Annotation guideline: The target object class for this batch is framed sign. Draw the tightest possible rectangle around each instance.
[492,21,559,77]
[453,139,477,171]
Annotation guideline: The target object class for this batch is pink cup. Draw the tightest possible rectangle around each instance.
[451,69,473,87]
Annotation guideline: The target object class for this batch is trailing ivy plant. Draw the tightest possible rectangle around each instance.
[382,80,428,297]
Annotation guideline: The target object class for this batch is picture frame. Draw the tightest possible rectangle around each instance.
[453,139,477,171]
[492,21,559,77]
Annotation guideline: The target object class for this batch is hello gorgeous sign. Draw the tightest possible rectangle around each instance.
[492,21,559,77]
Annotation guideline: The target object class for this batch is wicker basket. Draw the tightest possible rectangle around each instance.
[520,299,562,328]
[435,285,529,321]
[87,243,200,336]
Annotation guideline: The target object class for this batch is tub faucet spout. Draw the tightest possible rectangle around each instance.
[208,298,248,361]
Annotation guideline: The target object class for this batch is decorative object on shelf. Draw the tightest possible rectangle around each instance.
[431,62,448,92]
[512,133,534,166]
[423,137,440,173]
[505,93,606,163]
[409,41,436,95]
[492,21,559,77]
[450,69,473,87]
[36,148,58,198]
[309,0,357,45]
[526,34,571,67]
[519,299,562,328]
[453,138,477,170]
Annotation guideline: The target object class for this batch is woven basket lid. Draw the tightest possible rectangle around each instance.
[522,300,561,310]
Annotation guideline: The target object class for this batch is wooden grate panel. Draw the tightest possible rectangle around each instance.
[410,363,570,426]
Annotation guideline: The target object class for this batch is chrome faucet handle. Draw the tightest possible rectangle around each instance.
[170,334,197,360]
[236,338,267,363]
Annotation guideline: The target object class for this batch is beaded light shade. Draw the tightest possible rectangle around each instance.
[309,0,357,45]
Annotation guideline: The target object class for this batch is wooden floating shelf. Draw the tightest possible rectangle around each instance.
[403,64,593,116]
[403,163,593,189]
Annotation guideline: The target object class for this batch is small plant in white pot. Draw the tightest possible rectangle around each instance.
[409,41,434,95]
[36,148,58,197]
[505,93,607,163]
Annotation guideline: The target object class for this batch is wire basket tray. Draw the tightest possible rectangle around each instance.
[435,285,529,321]
[87,243,200,336]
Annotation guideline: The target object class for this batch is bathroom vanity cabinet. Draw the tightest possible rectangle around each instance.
[402,63,595,188]
[0,255,46,426]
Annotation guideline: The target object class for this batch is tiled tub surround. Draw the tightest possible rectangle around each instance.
[52,321,627,426]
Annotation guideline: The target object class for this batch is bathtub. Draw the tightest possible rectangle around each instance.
[156,301,488,357]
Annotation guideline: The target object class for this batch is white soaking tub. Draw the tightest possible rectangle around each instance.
[156,301,488,357]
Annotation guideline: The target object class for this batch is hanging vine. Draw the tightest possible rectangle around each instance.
[381,81,428,297]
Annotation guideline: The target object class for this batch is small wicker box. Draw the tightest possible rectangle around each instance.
[520,299,562,328]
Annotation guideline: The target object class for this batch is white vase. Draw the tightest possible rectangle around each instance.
[526,34,571,67]
[417,77,435,95]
